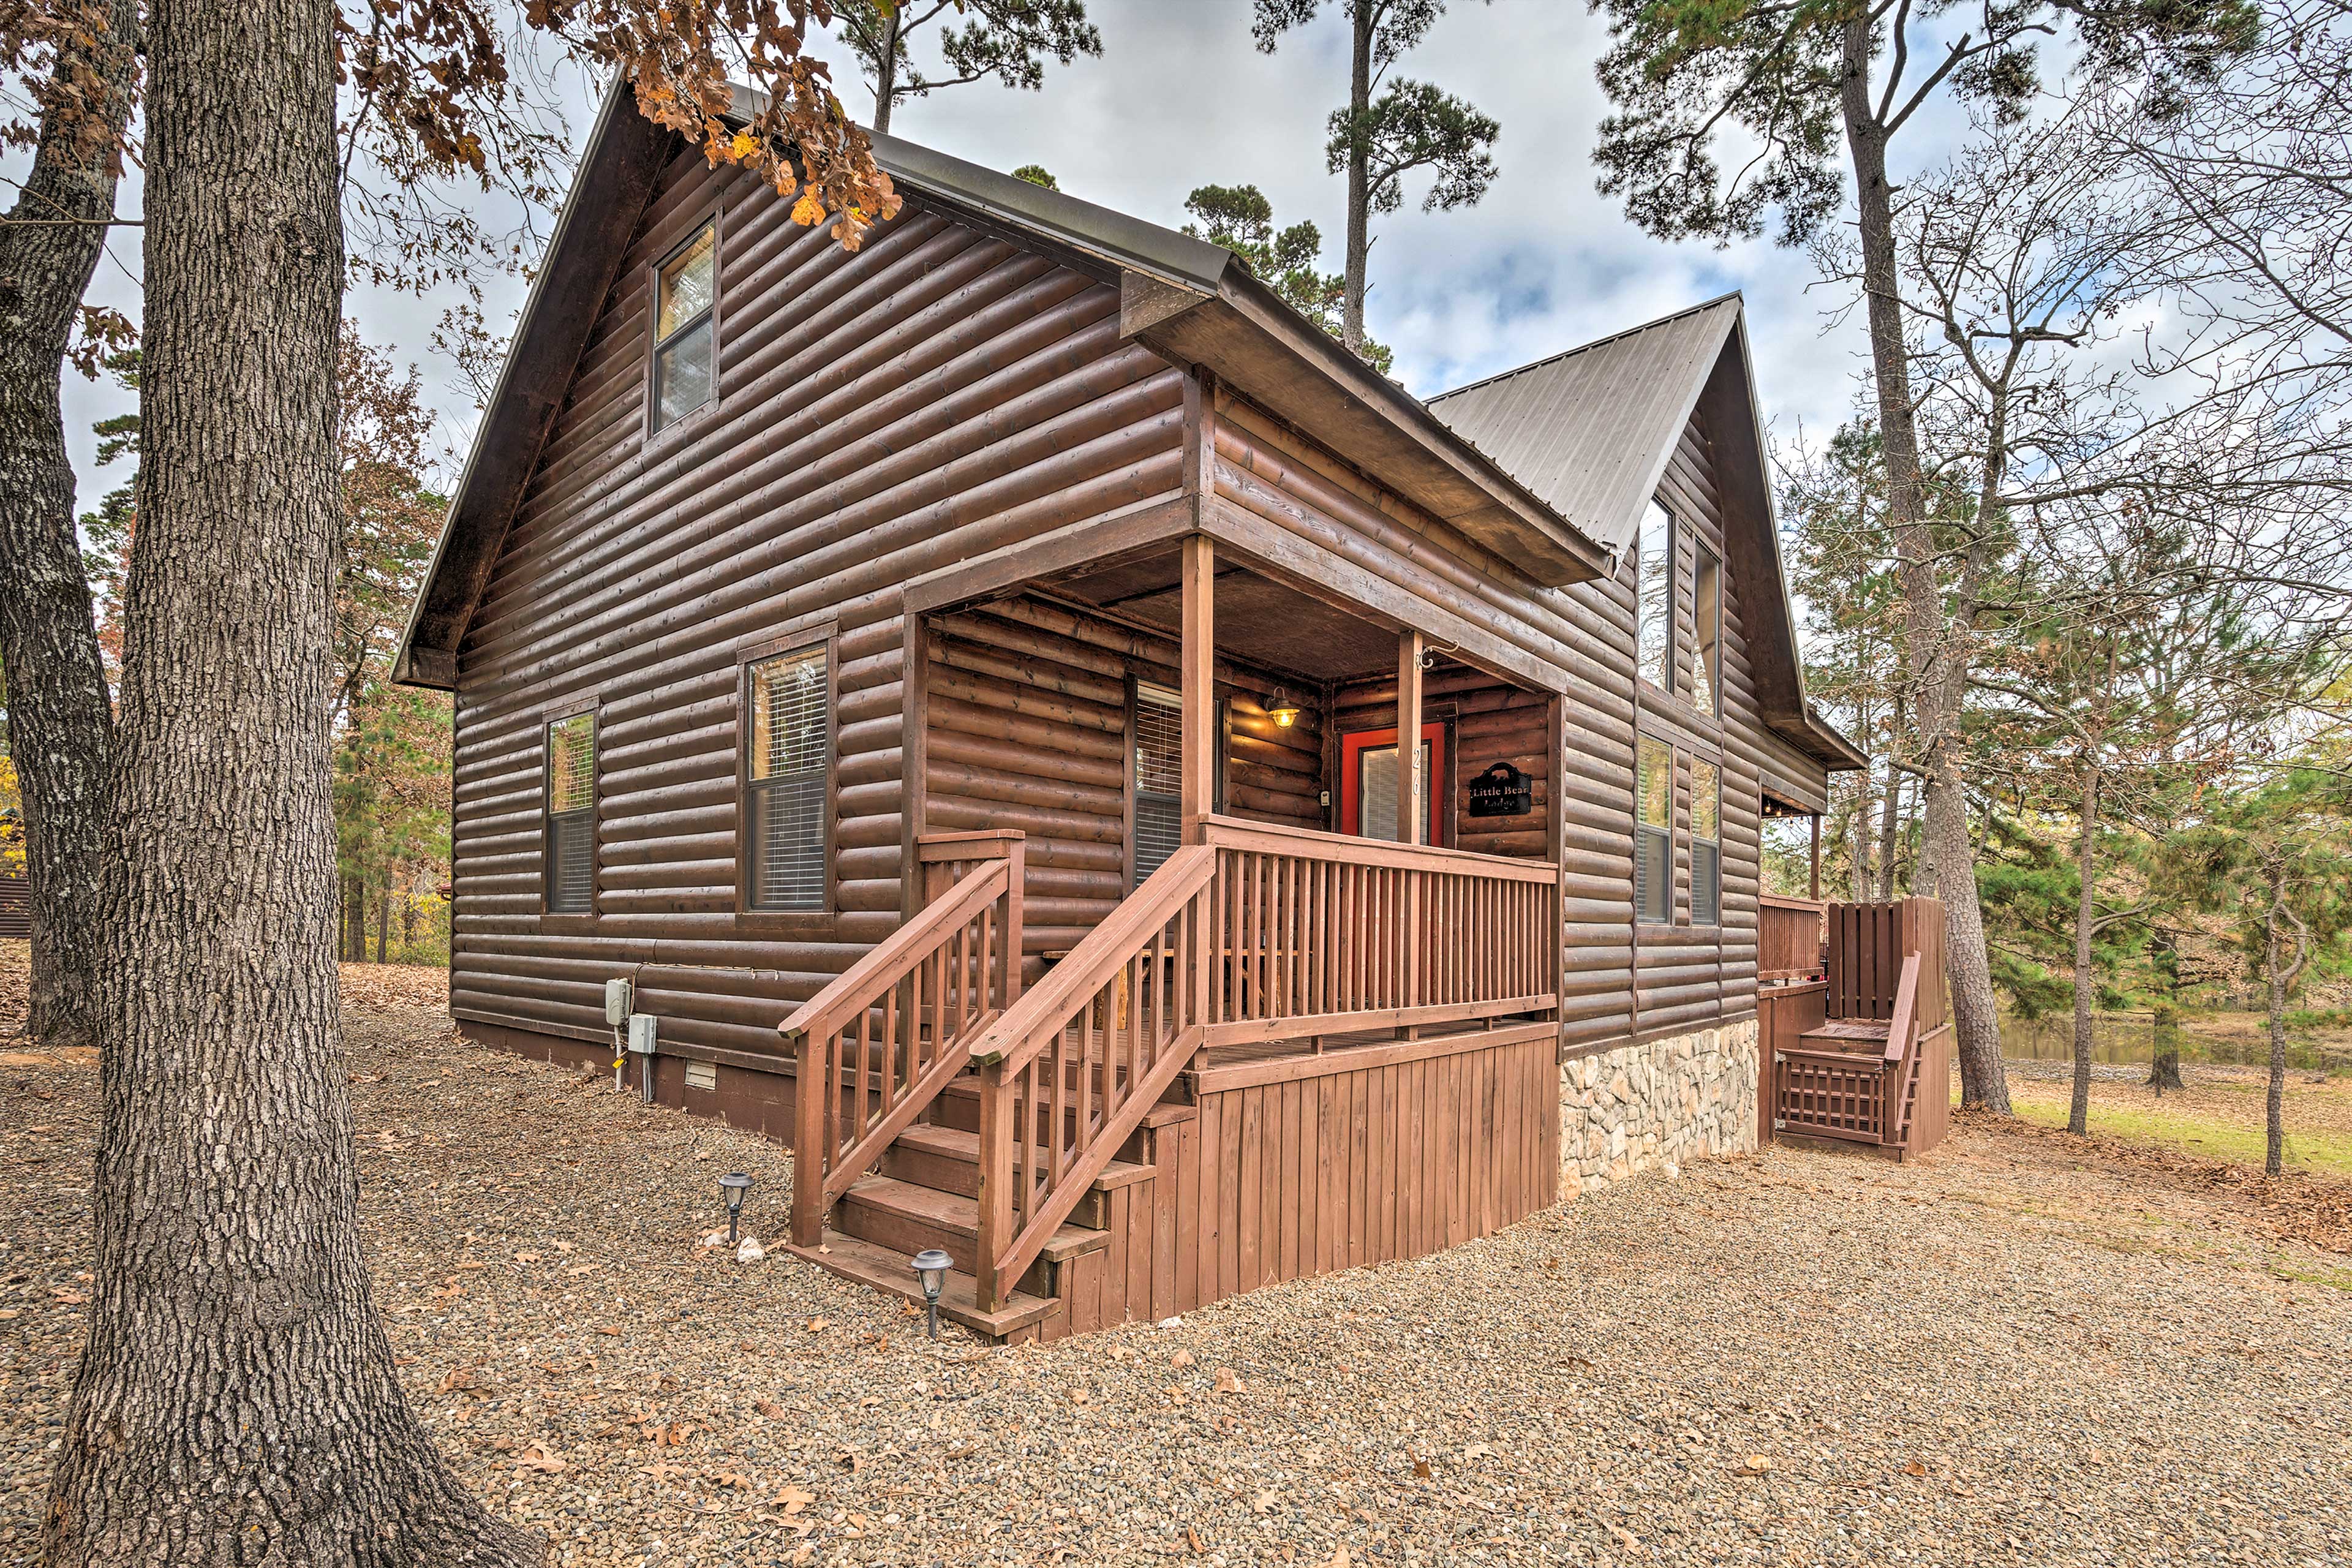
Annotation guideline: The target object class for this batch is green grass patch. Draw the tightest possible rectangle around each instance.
[2010,1094,2352,1178]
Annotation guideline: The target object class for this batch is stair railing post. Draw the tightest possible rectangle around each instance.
[974,1063,1014,1313]
[1001,838,1025,1008]
[790,1021,827,1247]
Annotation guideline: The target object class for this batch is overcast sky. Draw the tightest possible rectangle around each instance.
[47,0,1980,516]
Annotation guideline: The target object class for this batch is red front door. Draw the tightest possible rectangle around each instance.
[1339,723,1446,845]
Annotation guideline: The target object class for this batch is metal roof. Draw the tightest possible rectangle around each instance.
[1424,294,1744,557]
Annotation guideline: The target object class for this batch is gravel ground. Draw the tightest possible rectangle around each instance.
[3,946,2350,1567]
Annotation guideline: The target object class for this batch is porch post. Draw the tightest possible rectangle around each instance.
[1181,534,1216,836]
[1396,630,1425,845]
[1809,813,1822,901]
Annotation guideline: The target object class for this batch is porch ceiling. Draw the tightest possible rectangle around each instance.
[1056,548,1408,683]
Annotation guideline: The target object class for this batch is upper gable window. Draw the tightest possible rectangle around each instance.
[1637,499,1673,691]
[1692,543,1721,718]
[652,222,717,432]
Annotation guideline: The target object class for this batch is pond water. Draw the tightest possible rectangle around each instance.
[1999,1012,2344,1071]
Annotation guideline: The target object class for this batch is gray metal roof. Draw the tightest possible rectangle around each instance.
[1424,294,1744,557]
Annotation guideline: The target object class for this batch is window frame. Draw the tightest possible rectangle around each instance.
[1125,677,1225,890]
[540,699,601,929]
[1634,733,1674,928]
[1689,753,1722,928]
[734,622,840,931]
[644,211,723,442]
[1635,497,1676,696]
[1692,541,1722,720]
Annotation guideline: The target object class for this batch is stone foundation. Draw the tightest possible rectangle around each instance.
[1559,1019,1758,1193]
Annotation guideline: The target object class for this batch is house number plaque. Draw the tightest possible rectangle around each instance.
[1466,761,1532,818]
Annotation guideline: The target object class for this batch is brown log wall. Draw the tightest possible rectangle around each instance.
[448,148,1185,1053]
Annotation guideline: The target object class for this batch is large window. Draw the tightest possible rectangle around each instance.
[1691,757,1722,925]
[544,711,597,915]
[1692,544,1721,719]
[1637,499,1673,691]
[1133,683,1184,886]
[744,644,831,913]
[652,222,717,432]
[1635,734,1672,925]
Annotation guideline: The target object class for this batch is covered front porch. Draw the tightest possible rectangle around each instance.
[781,522,1566,1325]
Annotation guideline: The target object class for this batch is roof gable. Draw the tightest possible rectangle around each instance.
[1424,294,1739,557]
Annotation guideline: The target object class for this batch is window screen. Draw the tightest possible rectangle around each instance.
[545,712,597,914]
[1635,734,1672,925]
[1133,683,1183,887]
[1693,545,1721,718]
[1691,757,1722,925]
[1637,499,1672,691]
[747,646,830,912]
[654,224,717,432]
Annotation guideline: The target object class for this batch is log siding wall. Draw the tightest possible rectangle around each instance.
[444,140,1830,1071]
[449,149,1186,1052]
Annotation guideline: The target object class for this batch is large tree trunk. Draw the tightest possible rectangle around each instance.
[2147,930,2184,1093]
[0,0,137,1050]
[1340,4,1372,353]
[2068,763,2101,1134]
[1877,698,1903,900]
[1838,18,2008,1113]
[41,0,536,1560]
[870,5,903,133]
[2264,873,2288,1178]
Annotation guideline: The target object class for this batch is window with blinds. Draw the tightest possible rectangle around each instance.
[1635,734,1672,925]
[746,646,831,913]
[545,711,597,914]
[1133,682,1184,888]
[1691,756,1722,926]
[1693,545,1721,718]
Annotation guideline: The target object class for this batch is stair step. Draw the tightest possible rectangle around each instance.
[935,1075,1197,1126]
[785,1234,1057,1338]
[884,1123,1156,1201]
[836,1174,1107,1283]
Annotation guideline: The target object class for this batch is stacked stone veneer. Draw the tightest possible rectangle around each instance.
[1559,1019,1758,1193]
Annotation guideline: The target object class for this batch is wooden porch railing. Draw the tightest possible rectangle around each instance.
[967,845,1217,1311]
[1758,894,1826,984]
[1770,896,1951,1156]
[1197,816,1558,1045]
[778,831,1024,1246]
[962,818,1560,1310]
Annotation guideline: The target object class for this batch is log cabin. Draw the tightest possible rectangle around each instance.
[396,82,1912,1341]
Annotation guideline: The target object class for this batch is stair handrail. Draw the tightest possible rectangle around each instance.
[780,831,1023,1246]
[968,844,1217,1310]
[1880,951,1923,1146]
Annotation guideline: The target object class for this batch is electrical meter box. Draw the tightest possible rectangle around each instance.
[604,978,633,1026]
[626,1014,658,1055]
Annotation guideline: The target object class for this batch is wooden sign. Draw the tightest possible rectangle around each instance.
[1466,761,1532,818]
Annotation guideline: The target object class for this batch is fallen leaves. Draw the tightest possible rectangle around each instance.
[513,1444,565,1474]
[1736,1455,1773,1476]
[1213,1366,1244,1396]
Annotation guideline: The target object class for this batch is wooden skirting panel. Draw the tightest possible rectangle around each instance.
[1155,1028,1559,1319]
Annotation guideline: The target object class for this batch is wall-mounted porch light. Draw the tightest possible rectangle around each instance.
[1264,687,1302,728]
[718,1171,753,1246]
[910,1248,952,1340]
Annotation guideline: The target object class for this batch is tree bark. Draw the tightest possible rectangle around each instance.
[1877,696,1903,901]
[2068,761,2101,1135]
[2264,866,2288,1177]
[870,4,904,133]
[375,882,390,963]
[1340,2,1373,353]
[1839,17,2008,1112]
[2147,932,2184,1093]
[41,0,536,1560]
[0,0,137,1050]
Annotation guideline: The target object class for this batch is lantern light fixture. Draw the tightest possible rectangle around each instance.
[910,1248,952,1340]
[717,1171,754,1245]
[1265,687,1302,729]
